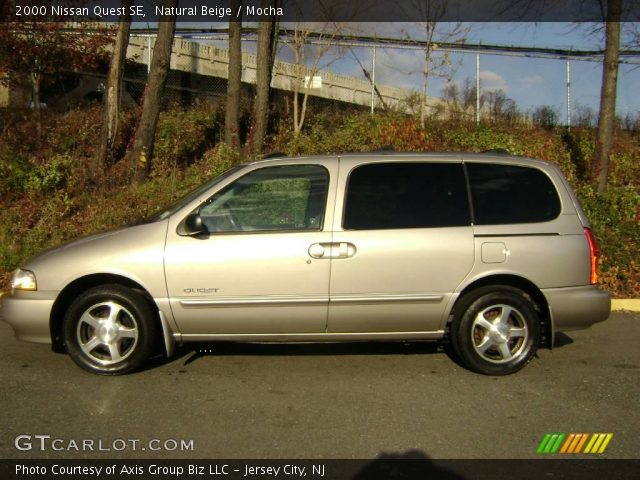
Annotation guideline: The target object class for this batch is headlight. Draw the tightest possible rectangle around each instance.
[11,269,37,291]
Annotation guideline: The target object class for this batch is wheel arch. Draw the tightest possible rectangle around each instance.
[50,273,164,353]
[450,274,553,349]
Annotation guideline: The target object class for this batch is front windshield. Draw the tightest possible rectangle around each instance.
[142,165,245,223]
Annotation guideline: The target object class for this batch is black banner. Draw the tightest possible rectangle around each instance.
[2,459,640,480]
[2,0,640,23]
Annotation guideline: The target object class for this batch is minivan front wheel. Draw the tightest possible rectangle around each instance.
[450,286,541,375]
[63,285,155,375]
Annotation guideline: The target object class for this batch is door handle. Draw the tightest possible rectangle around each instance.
[308,243,326,259]
[336,242,357,258]
[308,243,356,259]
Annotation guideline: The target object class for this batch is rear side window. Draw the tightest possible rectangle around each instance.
[467,163,561,225]
[343,162,470,230]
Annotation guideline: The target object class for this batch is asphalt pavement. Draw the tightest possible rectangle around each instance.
[0,313,638,459]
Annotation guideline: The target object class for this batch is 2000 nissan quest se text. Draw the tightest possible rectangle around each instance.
[1,152,611,375]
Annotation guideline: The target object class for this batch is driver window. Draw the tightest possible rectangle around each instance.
[198,165,329,233]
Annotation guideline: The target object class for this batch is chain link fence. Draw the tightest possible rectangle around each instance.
[65,32,639,131]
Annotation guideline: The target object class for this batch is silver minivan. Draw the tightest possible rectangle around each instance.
[1,152,611,375]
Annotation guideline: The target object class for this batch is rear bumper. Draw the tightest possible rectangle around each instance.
[543,285,611,332]
[0,292,54,344]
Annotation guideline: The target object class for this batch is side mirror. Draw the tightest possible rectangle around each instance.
[182,212,208,236]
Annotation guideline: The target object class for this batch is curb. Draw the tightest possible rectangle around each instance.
[611,299,640,312]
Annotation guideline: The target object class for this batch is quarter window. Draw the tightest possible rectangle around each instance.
[199,165,328,232]
[343,162,470,230]
[467,163,561,225]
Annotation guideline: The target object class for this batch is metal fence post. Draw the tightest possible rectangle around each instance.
[566,59,571,129]
[147,35,152,74]
[476,51,480,124]
[371,46,376,114]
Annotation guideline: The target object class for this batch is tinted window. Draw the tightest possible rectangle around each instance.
[343,163,470,230]
[199,165,328,232]
[467,163,561,225]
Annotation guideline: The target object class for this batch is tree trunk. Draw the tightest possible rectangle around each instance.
[293,49,302,134]
[420,23,435,127]
[225,0,242,151]
[31,70,41,141]
[93,0,131,182]
[251,0,279,156]
[129,0,176,182]
[593,0,621,194]
[420,54,429,127]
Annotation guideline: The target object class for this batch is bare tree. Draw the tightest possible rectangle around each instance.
[250,0,280,156]
[129,0,176,182]
[484,90,519,125]
[593,0,622,194]
[574,104,597,128]
[93,0,131,181]
[442,78,482,121]
[286,2,352,134]
[532,105,559,129]
[407,1,468,126]
[225,0,242,152]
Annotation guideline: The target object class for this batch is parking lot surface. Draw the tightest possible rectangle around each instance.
[0,313,638,459]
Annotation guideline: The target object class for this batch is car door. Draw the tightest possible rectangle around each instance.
[164,160,337,335]
[327,157,475,333]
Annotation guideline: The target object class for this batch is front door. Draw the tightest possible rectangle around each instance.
[164,162,336,335]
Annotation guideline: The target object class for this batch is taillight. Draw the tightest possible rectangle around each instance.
[584,227,599,285]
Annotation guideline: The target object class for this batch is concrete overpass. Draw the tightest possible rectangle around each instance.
[1,35,442,112]
[126,35,440,112]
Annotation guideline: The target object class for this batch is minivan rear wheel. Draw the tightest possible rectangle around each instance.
[450,286,541,375]
[63,285,155,375]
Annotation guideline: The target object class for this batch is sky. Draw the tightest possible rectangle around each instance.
[170,21,640,121]
[317,22,639,120]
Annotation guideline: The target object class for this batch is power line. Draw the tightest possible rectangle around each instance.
[143,27,640,63]
[58,26,640,64]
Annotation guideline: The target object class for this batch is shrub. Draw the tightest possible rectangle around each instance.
[0,107,638,297]
[150,104,224,177]
[577,184,640,297]
[24,154,75,193]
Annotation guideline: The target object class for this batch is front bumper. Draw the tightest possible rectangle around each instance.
[0,291,55,344]
[543,285,611,332]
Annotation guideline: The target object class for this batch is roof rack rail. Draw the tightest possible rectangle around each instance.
[373,145,395,153]
[481,148,511,155]
[262,151,287,159]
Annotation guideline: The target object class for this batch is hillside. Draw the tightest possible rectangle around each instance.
[0,104,638,296]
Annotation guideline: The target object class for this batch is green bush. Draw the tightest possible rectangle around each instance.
[24,154,75,193]
[577,184,640,297]
[0,150,31,195]
[0,107,638,297]
[151,104,224,177]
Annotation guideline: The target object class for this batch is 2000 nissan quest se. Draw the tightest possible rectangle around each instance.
[1,152,611,375]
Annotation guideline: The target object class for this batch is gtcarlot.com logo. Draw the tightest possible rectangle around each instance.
[14,435,194,452]
[537,433,613,455]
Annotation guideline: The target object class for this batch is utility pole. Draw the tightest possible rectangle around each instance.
[566,59,571,129]
[371,46,376,114]
[476,51,480,124]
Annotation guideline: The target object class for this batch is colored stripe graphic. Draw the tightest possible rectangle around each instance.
[537,434,552,454]
[538,433,613,454]
[537,433,565,454]
[584,433,614,454]
[574,433,589,453]
[559,433,575,453]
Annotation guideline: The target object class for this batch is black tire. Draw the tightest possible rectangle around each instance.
[63,284,156,375]
[450,286,541,375]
